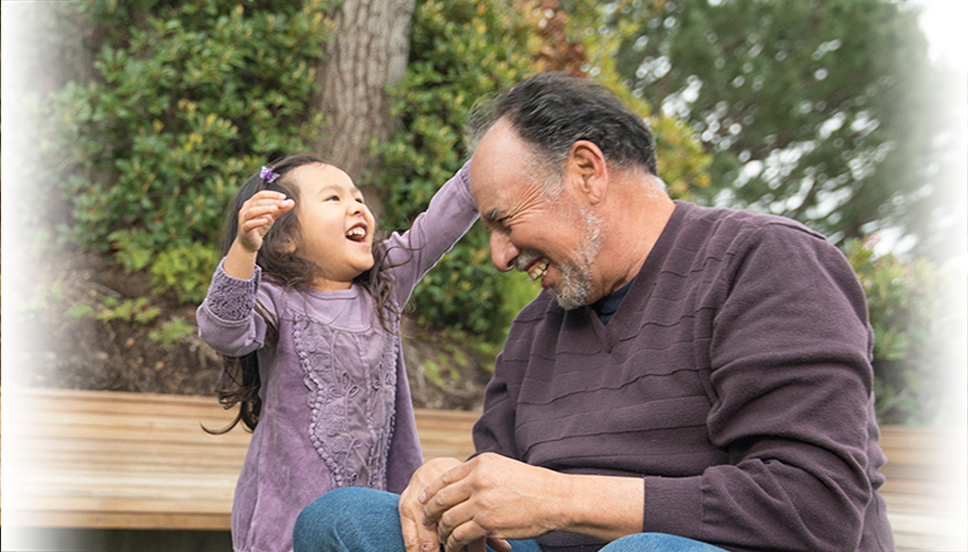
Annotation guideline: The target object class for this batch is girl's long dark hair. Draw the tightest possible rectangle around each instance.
[205,154,400,434]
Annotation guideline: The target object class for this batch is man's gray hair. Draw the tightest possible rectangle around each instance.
[465,72,659,180]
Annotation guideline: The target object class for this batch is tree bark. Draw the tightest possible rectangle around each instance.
[314,0,416,209]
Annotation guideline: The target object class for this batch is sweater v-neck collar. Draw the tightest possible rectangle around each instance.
[586,201,689,351]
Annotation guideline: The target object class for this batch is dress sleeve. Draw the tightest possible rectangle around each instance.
[383,161,479,306]
[196,259,272,357]
[642,223,878,551]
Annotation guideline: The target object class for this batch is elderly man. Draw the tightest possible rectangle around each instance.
[293,72,894,552]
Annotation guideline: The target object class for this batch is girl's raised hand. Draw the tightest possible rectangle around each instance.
[222,191,295,281]
[236,191,295,253]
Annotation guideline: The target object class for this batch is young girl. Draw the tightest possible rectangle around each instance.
[196,154,478,552]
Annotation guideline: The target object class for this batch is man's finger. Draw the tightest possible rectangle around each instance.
[419,460,473,504]
[401,504,441,552]
[442,518,489,552]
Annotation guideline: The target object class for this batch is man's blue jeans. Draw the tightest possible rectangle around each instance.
[293,487,728,552]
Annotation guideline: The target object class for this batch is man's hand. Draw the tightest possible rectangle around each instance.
[418,453,562,552]
[400,457,464,552]
[419,454,644,552]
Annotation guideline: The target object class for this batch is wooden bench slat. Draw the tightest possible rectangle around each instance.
[878,477,960,498]
[15,447,246,465]
[13,511,232,531]
[883,491,962,513]
[16,495,235,515]
[879,447,963,467]
[22,411,253,434]
[21,469,240,488]
[19,394,241,416]
[9,424,253,445]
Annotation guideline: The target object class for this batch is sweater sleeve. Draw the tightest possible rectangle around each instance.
[471,297,557,460]
[196,259,272,357]
[470,352,520,460]
[383,161,479,306]
[642,223,877,551]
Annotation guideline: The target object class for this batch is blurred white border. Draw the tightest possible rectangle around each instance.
[1,0,965,549]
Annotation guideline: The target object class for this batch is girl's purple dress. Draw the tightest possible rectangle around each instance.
[197,165,477,552]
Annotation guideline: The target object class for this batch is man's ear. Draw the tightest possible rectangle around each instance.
[567,140,609,205]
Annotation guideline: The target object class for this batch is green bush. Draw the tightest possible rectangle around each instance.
[48,0,333,302]
[371,0,543,342]
[845,237,965,425]
[150,242,223,304]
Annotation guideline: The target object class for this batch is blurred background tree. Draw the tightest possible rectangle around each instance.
[598,0,960,262]
[845,236,965,425]
[312,0,417,186]
[10,0,964,424]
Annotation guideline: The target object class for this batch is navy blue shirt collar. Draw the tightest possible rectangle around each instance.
[591,278,635,325]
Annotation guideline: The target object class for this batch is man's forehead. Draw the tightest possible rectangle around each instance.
[469,156,518,220]
[469,120,526,195]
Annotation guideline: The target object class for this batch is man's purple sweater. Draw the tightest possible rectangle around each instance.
[473,201,893,552]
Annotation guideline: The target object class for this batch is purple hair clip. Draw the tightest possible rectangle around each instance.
[260,165,280,184]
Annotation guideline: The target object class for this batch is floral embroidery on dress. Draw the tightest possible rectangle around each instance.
[293,312,398,490]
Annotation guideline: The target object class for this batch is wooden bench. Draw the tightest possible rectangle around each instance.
[1,386,477,530]
[2,386,965,551]
[875,425,966,551]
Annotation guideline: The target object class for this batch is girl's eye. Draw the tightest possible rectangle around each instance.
[326,195,340,202]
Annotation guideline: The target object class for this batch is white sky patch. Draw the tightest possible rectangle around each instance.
[915,0,968,73]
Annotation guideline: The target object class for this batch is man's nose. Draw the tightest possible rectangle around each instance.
[489,232,519,272]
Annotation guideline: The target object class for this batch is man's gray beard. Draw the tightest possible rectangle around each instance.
[547,208,604,311]
[549,260,591,310]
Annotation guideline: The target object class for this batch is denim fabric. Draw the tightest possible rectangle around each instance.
[293,487,404,552]
[602,533,728,551]
[293,487,727,552]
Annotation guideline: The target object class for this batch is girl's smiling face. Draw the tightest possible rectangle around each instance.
[288,162,375,291]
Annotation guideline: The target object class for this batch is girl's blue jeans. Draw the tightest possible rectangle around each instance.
[293,486,728,552]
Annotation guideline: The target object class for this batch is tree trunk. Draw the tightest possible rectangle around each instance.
[315,0,416,213]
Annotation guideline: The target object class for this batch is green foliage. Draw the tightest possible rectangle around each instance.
[110,229,156,272]
[66,304,97,319]
[574,4,713,199]
[372,0,543,341]
[47,0,333,303]
[600,0,952,255]
[149,317,196,349]
[845,237,965,425]
[150,241,223,304]
[423,353,461,387]
[92,296,162,324]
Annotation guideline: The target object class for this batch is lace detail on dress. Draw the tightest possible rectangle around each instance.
[293,312,399,490]
[205,263,260,321]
